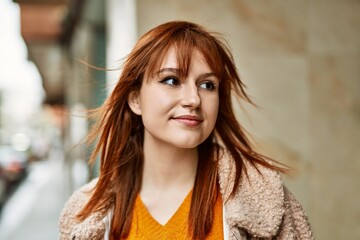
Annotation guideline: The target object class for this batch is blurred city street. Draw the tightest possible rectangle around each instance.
[0,0,359,239]
[0,149,67,240]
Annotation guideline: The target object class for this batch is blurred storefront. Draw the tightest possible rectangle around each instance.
[11,0,138,196]
[13,0,110,195]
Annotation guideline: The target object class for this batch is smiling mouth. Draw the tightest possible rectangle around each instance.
[171,115,203,127]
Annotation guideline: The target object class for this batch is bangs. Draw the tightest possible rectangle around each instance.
[145,29,224,81]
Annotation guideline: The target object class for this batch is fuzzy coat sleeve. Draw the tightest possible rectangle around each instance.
[59,179,104,240]
[218,150,313,239]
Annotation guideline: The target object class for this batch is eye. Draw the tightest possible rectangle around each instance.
[199,81,216,90]
[159,76,180,86]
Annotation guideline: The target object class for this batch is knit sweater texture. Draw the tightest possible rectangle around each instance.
[125,190,223,239]
[59,151,314,239]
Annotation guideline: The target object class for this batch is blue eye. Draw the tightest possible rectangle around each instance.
[160,76,180,86]
[199,81,216,90]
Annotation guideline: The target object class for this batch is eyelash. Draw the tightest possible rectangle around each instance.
[199,81,216,90]
[159,76,217,91]
[159,76,180,86]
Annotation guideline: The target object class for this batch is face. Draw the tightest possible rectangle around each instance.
[128,47,219,149]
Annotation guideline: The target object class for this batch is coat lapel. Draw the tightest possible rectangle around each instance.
[218,151,285,238]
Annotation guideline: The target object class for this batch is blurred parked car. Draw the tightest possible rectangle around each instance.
[0,176,5,213]
[0,146,28,182]
[0,145,28,210]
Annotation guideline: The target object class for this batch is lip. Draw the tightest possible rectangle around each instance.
[171,115,203,127]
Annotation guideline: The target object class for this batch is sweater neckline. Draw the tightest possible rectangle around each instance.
[137,189,192,225]
[133,190,192,238]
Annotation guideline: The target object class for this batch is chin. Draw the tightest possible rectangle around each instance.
[176,144,200,149]
[171,138,206,149]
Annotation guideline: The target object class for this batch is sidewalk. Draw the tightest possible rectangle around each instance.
[0,151,68,240]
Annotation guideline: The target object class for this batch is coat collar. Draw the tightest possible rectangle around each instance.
[70,151,285,239]
[218,151,285,238]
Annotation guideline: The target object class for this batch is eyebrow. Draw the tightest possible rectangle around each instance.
[156,68,179,74]
[156,68,217,80]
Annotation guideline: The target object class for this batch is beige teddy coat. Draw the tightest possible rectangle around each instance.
[59,152,314,239]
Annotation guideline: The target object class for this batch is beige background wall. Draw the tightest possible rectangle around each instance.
[136,0,360,239]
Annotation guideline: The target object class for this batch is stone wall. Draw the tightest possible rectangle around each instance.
[136,0,360,239]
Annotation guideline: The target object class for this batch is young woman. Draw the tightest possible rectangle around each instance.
[59,21,313,240]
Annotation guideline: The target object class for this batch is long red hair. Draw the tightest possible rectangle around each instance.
[77,21,287,240]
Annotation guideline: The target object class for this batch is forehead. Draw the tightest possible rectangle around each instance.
[144,41,222,82]
[158,47,210,70]
[160,47,178,68]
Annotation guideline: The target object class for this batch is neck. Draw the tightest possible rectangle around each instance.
[141,136,198,195]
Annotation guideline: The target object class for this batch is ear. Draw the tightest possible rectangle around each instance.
[128,91,142,115]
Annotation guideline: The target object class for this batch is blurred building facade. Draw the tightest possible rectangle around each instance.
[14,0,360,239]
[14,0,107,191]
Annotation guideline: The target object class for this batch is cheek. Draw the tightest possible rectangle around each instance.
[205,97,219,125]
[139,89,175,122]
[212,104,219,125]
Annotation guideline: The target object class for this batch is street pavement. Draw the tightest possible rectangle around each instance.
[0,151,69,240]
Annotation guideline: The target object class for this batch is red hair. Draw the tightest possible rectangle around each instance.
[77,21,287,240]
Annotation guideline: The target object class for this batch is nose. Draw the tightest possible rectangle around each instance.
[180,83,201,109]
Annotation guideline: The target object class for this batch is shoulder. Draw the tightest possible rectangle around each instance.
[217,149,283,202]
[59,178,105,240]
[218,150,313,239]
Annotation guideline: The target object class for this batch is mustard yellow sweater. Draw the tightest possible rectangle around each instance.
[126,192,223,240]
